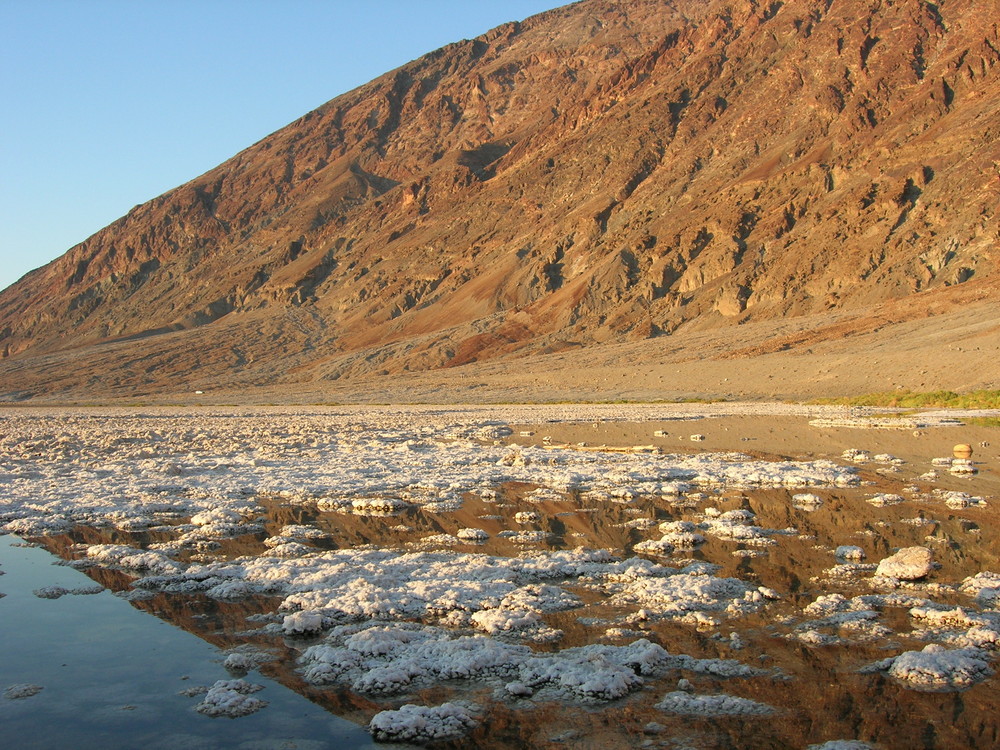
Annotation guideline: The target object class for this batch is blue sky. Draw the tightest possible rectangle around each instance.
[0,0,561,293]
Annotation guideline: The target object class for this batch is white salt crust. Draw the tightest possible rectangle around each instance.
[656,690,774,716]
[368,701,479,743]
[0,409,859,540]
[874,645,993,691]
[193,679,267,717]
[297,622,764,705]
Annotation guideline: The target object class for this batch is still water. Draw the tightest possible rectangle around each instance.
[0,536,378,750]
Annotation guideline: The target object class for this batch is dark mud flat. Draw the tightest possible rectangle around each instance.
[0,536,378,750]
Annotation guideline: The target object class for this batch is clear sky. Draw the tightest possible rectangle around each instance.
[0,0,562,293]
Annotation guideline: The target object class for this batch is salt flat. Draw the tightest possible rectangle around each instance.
[1,403,998,748]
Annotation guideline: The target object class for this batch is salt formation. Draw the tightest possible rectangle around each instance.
[283,610,325,636]
[939,491,987,509]
[222,647,275,673]
[960,572,1000,605]
[878,645,992,691]
[298,621,762,709]
[656,690,774,715]
[867,493,903,507]
[792,493,823,510]
[611,573,777,622]
[193,679,267,717]
[656,520,706,548]
[32,584,104,598]
[875,547,935,580]
[368,702,479,743]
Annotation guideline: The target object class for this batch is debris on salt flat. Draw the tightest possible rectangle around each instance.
[3,683,43,700]
[368,701,479,743]
[656,690,774,716]
[193,679,267,717]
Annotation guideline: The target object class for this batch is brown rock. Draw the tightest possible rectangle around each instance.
[953,444,973,458]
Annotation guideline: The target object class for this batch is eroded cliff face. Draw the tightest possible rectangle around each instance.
[0,0,997,392]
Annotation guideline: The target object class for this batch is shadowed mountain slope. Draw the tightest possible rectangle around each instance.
[1,0,997,400]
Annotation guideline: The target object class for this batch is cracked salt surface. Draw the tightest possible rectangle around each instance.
[1,404,998,748]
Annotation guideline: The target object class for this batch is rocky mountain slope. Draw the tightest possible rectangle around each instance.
[1,0,997,400]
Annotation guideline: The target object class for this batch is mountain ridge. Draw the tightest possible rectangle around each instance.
[1,0,998,400]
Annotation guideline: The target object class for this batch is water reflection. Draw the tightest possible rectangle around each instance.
[0,537,379,750]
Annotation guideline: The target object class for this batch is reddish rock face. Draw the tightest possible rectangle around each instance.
[0,0,997,396]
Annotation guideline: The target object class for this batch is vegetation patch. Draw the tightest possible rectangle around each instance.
[815,390,1000,410]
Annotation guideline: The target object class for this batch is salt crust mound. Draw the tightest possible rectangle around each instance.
[656,690,774,716]
[793,592,996,645]
[875,547,934,580]
[132,545,776,637]
[878,645,993,691]
[194,679,267,717]
[792,493,823,510]
[612,573,777,620]
[961,572,1000,606]
[222,647,276,673]
[0,409,858,539]
[85,544,181,575]
[368,701,478,743]
[636,510,787,556]
[299,623,762,703]
[835,546,866,561]
[32,584,104,599]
